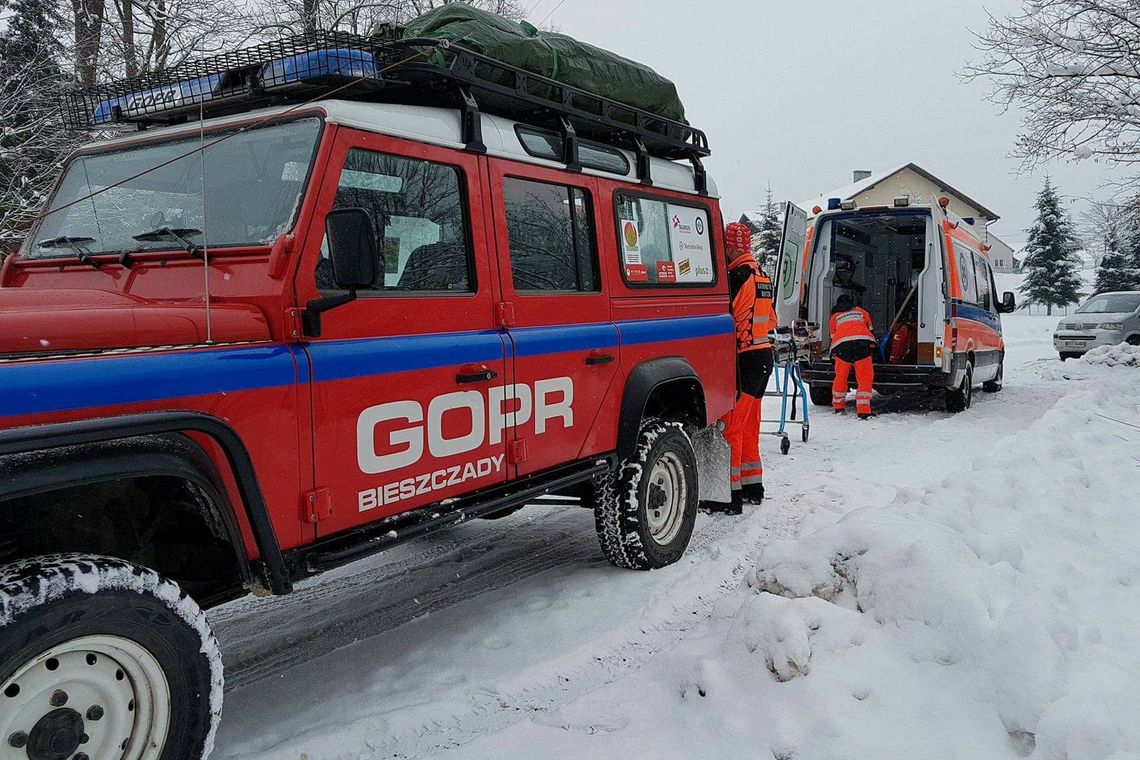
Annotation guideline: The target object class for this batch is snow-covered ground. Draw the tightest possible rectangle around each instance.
[209,312,1139,760]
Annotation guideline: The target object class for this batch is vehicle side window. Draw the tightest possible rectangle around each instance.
[973,253,992,311]
[615,194,715,286]
[502,177,599,293]
[316,148,473,293]
[955,243,978,304]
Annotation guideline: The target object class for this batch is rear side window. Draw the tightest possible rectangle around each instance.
[316,148,473,293]
[954,243,978,304]
[515,126,631,175]
[502,177,599,293]
[615,194,715,286]
[973,253,992,311]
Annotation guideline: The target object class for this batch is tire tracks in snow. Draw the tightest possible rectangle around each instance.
[213,515,586,689]
[384,506,806,760]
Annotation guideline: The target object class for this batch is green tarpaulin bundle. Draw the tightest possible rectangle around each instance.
[397,4,686,123]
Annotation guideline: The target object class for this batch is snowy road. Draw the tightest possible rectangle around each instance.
[209,314,1092,759]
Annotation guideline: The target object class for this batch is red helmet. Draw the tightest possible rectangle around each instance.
[725,222,752,254]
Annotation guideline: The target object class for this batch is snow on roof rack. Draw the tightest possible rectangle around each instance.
[61,31,710,181]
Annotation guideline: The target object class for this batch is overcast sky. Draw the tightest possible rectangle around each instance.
[538,0,1127,249]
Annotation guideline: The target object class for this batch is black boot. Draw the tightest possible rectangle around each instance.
[741,483,765,504]
[858,412,874,420]
[699,499,733,513]
[702,490,744,515]
[724,489,744,515]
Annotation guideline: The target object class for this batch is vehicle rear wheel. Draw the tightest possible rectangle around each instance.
[595,419,698,570]
[808,383,833,407]
[0,555,222,760]
[982,356,1004,393]
[1059,352,1080,361]
[945,362,973,413]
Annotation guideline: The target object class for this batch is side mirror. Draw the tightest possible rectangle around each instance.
[325,207,377,290]
[302,208,377,338]
[998,291,1016,314]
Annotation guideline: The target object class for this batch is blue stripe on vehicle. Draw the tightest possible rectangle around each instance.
[617,314,735,346]
[1,345,298,418]
[950,301,1002,334]
[511,322,619,357]
[0,314,734,418]
[304,331,505,383]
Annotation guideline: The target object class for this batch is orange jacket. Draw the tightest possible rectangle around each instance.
[728,253,776,352]
[829,307,875,348]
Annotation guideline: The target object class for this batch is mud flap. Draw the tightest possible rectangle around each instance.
[692,425,731,504]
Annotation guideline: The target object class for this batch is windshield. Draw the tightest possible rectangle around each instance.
[1077,292,1140,314]
[28,118,321,260]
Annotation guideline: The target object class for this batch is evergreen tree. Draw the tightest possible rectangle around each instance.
[0,0,77,237]
[753,184,782,274]
[1019,178,1084,315]
[1094,210,1140,293]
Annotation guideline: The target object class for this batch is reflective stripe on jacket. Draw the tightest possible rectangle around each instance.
[729,253,776,352]
[829,306,875,349]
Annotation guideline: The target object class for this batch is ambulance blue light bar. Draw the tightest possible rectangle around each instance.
[259,49,379,90]
[827,197,842,210]
[91,74,222,125]
[87,45,380,126]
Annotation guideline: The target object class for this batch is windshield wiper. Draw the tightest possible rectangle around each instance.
[36,235,103,269]
[132,227,204,258]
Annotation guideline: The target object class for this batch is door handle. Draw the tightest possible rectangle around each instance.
[456,365,498,384]
[586,351,615,366]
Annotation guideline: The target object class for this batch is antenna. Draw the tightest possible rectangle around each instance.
[199,101,213,344]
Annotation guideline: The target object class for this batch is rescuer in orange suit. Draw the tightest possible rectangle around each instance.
[704,222,776,515]
[829,293,876,419]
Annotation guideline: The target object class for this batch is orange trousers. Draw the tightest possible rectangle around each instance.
[723,392,763,493]
[832,356,874,415]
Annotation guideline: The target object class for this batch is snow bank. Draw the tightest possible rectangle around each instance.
[749,381,1140,759]
[1082,343,1140,368]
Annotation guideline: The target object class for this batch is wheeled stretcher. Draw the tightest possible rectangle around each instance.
[762,320,816,455]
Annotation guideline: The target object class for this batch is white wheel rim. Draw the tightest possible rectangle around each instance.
[1,635,170,760]
[645,451,687,545]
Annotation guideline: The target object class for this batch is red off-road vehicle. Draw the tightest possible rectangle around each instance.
[0,34,734,757]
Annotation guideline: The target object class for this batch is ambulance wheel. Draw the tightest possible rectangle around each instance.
[945,362,973,413]
[595,419,698,570]
[0,555,222,760]
[780,436,791,455]
[808,383,832,407]
[982,357,1004,393]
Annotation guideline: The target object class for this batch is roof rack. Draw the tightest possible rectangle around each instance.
[62,31,710,186]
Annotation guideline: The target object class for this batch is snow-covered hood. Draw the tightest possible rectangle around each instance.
[1059,312,1136,328]
[0,288,271,357]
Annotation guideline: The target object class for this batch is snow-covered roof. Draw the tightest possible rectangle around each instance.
[798,163,1000,222]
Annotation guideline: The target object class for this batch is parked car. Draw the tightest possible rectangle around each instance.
[1054,290,1140,360]
[775,196,1016,413]
[0,34,735,756]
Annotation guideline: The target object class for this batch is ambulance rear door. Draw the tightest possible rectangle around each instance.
[774,201,811,326]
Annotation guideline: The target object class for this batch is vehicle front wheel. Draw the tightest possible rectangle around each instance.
[595,419,698,570]
[808,383,833,407]
[0,555,223,760]
[945,362,973,413]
